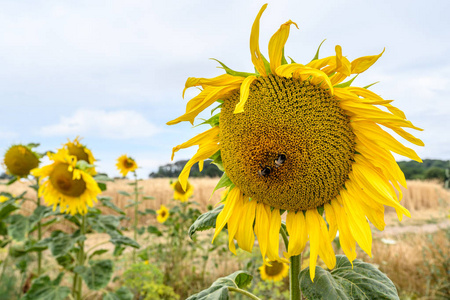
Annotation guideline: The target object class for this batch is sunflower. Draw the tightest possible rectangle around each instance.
[64,137,96,175]
[31,148,101,215]
[157,205,169,223]
[259,260,289,282]
[171,180,194,202]
[3,145,40,178]
[0,195,9,203]
[116,155,138,177]
[168,4,423,281]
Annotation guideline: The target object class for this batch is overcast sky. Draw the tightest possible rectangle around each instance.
[1,0,449,178]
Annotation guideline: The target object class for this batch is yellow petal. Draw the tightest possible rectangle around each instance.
[306,55,335,73]
[340,188,373,257]
[234,76,258,114]
[235,198,257,252]
[335,45,351,76]
[226,191,245,254]
[250,4,268,76]
[276,64,334,94]
[330,199,357,263]
[286,211,307,257]
[305,209,320,281]
[178,142,220,191]
[183,74,244,98]
[268,20,298,74]
[212,187,241,242]
[324,204,338,242]
[267,208,281,260]
[351,48,385,74]
[254,202,271,259]
[171,126,220,160]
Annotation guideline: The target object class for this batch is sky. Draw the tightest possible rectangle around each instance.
[1,0,449,178]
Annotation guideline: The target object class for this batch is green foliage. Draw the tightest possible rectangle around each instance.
[186,271,253,300]
[299,255,399,300]
[21,273,71,300]
[74,259,114,290]
[103,287,134,300]
[249,280,289,300]
[398,159,449,180]
[123,262,179,300]
[188,205,223,238]
[149,159,223,178]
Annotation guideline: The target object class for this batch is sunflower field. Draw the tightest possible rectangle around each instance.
[1,3,449,300]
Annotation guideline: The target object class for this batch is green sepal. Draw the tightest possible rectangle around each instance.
[334,75,359,88]
[195,113,220,128]
[212,173,233,195]
[20,273,71,300]
[26,143,40,149]
[188,205,223,239]
[299,255,400,300]
[363,81,380,89]
[210,150,224,171]
[186,270,253,300]
[288,56,296,64]
[261,53,272,75]
[75,160,96,171]
[211,103,222,115]
[210,58,256,77]
[311,39,327,62]
[281,48,288,65]
[74,259,114,291]
[94,173,114,182]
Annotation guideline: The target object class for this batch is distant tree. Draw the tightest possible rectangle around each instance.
[149,160,223,178]
[424,167,446,181]
[398,159,449,181]
[0,172,13,180]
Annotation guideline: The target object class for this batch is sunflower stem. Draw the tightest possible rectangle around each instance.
[290,254,301,300]
[35,177,42,276]
[73,214,86,300]
[228,287,262,300]
[133,171,139,262]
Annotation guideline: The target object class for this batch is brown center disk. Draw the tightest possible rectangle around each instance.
[50,163,86,197]
[4,146,39,177]
[67,145,90,162]
[174,181,190,194]
[264,261,285,276]
[220,75,355,211]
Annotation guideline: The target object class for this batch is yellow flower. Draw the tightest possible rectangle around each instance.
[64,137,96,175]
[3,145,40,177]
[171,180,194,202]
[168,4,423,281]
[116,155,138,177]
[0,195,9,203]
[31,148,101,215]
[259,260,289,282]
[156,205,169,223]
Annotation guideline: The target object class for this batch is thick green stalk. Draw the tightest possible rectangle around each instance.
[74,214,86,300]
[290,254,301,300]
[133,172,138,262]
[228,287,262,300]
[36,178,42,276]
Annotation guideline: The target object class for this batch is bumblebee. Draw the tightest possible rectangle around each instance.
[274,153,287,168]
[258,164,272,177]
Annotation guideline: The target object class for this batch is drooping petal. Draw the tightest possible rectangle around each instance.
[254,202,271,259]
[226,191,245,254]
[266,208,282,261]
[285,211,307,257]
[335,45,351,76]
[324,204,338,242]
[268,20,298,73]
[250,4,268,76]
[330,199,357,264]
[351,48,385,74]
[183,74,245,98]
[276,64,334,94]
[234,75,258,114]
[235,198,257,252]
[212,187,241,242]
[171,126,220,160]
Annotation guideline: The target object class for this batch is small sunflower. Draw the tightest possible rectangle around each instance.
[116,155,138,177]
[171,180,194,202]
[64,137,96,175]
[31,148,101,215]
[168,4,423,281]
[157,205,169,223]
[3,145,40,178]
[0,195,9,203]
[259,260,289,282]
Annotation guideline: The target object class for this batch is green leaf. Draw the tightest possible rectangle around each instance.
[0,201,19,219]
[98,182,107,191]
[117,191,131,197]
[147,225,162,237]
[299,255,399,300]
[74,259,114,290]
[8,214,29,241]
[98,196,125,215]
[89,249,109,259]
[47,231,84,257]
[29,205,56,229]
[210,58,256,77]
[142,196,155,200]
[103,287,134,300]
[109,232,140,249]
[6,176,18,185]
[94,174,114,182]
[188,205,223,239]
[21,273,71,300]
[88,215,121,234]
[187,270,253,300]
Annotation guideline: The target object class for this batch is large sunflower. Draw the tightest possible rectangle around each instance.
[168,4,423,280]
[3,145,40,178]
[31,148,101,215]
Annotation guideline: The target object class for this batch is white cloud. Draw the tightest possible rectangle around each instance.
[39,109,159,139]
